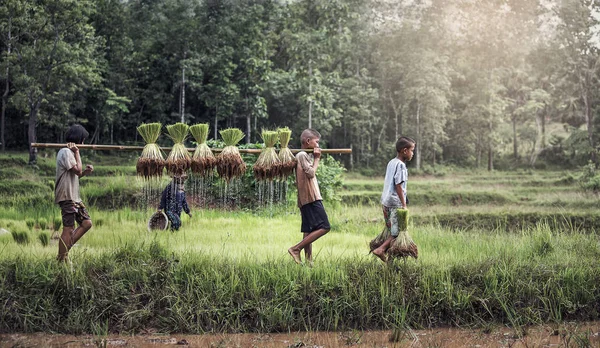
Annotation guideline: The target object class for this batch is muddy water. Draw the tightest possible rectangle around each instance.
[1,322,599,347]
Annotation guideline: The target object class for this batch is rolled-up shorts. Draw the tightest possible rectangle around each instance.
[59,200,91,227]
[383,205,400,237]
[300,200,330,233]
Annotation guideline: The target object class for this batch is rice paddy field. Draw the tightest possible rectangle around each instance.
[0,153,599,346]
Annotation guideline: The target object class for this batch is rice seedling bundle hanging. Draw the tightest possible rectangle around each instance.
[253,130,281,181]
[369,225,391,252]
[388,208,418,259]
[277,127,296,179]
[216,128,246,182]
[165,122,192,177]
[190,123,216,177]
[136,123,165,179]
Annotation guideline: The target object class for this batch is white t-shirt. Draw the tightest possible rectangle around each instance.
[55,148,80,203]
[380,158,407,207]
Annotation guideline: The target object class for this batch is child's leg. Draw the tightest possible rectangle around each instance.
[288,227,329,264]
[372,236,395,262]
[70,203,92,247]
[303,232,312,263]
[58,226,74,261]
[71,219,92,246]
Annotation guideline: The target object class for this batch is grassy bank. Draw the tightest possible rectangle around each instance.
[1,206,599,334]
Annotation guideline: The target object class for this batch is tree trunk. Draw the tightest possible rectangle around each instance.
[28,106,38,165]
[1,17,10,152]
[541,106,546,148]
[487,146,493,171]
[512,115,518,159]
[432,134,436,167]
[415,101,421,170]
[246,98,251,144]
[388,93,401,140]
[583,90,597,165]
[476,134,481,168]
[180,65,186,123]
[214,105,218,140]
[1,70,7,152]
[308,60,312,129]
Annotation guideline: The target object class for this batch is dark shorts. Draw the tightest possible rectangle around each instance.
[59,200,91,227]
[300,200,330,233]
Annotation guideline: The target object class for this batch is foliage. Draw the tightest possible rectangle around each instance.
[1,0,600,170]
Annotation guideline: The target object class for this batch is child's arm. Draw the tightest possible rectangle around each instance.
[298,152,318,179]
[395,183,406,209]
[182,194,191,216]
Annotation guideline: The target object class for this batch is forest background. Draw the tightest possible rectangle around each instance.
[1,0,599,173]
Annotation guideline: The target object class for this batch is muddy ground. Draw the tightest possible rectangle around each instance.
[1,322,599,347]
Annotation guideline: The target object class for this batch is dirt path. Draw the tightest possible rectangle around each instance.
[1,322,599,347]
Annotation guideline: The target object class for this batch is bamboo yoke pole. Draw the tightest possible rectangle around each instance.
[30,143,352,155]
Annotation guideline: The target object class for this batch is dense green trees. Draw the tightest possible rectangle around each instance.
[1,0,598,168]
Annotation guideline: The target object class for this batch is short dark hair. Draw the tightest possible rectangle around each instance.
[300,129,321,145]
[65,124,89,144]
[396,136,416,152]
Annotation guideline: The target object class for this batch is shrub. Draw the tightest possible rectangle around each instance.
[53,217,62,232]
[25,218,35,231]
[37,218,48,230]
[11,228,29,245]
[38,232,50,247]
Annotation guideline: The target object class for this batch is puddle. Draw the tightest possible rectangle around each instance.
[1,322,599,347]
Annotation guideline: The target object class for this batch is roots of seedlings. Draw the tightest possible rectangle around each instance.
[191,143,216,177]
[217,149,246,183]
[166,143,191,177]
[387,231,419,259]
[254,147,281,181]
[191,156,217,177]
[278,147,296,179]
[369,227,391,252]
[136,157,165,179]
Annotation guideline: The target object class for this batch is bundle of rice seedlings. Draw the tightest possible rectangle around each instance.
[189,123,216,177]
[369,226,391,252]
[277,127,296,179]
[253,130,281,181]
[165,122,192,177]
[387,208,418,259]
[216,128,246,183]
[136,122,165,179]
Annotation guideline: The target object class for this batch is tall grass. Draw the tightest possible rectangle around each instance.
[1,206,599,333]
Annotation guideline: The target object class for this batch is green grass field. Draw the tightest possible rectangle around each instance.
[0,154,599,334]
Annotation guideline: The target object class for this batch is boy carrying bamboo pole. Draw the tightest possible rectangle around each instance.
[288,129,330,265]
[371,136,416,262]
[55,124,94,262]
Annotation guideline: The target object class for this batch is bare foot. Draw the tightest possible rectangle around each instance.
[288,248,302,264]
[372,249,388,263]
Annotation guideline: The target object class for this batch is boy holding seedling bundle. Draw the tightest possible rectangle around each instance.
[158,175,192,231]
[288,129,330,265]
[372,136,416,262]
[55,124,94,262]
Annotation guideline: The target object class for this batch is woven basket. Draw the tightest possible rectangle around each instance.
[148,211,169,232]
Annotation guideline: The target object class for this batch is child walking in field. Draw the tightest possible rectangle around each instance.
[288,129,330,265]
[158,175,192,231]
[55,124,94,262]
[372,136,416,262]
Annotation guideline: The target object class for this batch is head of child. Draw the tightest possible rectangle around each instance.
[172,175,187,191]
[65,124,89,144]
[300,129,321,149]
[396,136,416,162]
